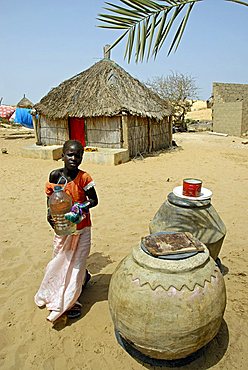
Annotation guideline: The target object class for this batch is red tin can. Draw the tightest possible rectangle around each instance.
[183,178,202,197]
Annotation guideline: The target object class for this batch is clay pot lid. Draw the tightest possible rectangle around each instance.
[141,232,205,260]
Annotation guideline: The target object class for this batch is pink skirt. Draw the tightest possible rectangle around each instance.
[34,227,91,322]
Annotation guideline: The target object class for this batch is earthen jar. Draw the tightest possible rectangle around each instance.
[149,192,226,260]
[108,233,226,360]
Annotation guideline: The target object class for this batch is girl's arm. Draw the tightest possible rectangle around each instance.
[49,169,64,183]
[85,187,98,209]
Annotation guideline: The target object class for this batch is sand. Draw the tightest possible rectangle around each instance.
[185,108,212,122]
[0,127,247,369]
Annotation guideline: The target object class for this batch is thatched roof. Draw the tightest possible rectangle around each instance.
[17,94,33,108]
[34,59,171,120]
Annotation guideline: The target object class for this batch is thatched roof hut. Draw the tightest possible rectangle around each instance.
[34,54,172,158]
[17,94,33,108]
[35,59,170,120]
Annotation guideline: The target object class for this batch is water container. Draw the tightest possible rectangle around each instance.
[49,185,76,236]
[108,232,226,360]
[149,192,226,260]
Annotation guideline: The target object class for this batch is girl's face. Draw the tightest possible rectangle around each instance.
[63,144,83,170]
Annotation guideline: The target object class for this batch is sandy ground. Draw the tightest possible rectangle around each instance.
[185,108,212,122]
[0,127,248,370]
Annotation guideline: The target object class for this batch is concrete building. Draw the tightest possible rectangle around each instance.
[212,82,248,137]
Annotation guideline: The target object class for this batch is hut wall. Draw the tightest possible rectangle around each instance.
[86,116,122,148]
[149,117,171,151]
[127,116,171,157]
[40,115,69,145]
[127,116,149,157]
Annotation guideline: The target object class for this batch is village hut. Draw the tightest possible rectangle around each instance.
[14,94,34,129]
[34,50,172,158]
[17,94,33,108]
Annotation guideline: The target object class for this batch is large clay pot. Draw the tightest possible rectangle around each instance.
[149,192,226,260]
[108,233,226,360]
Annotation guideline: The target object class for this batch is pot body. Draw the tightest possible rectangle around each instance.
[109,238,226,360]
[149,193,226,260]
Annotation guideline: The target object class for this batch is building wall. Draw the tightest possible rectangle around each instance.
[213,83,248,103]
[38,114,172,158]
[149,117,171,152]
[86,116,122,148]
[40,115,69,145]
[213,101,242,136]
[241,101,248,135]
[127,116,171,157]
[213,82,248,136]
[128,116,149,157]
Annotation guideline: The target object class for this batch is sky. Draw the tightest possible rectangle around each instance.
[1,0,248,105]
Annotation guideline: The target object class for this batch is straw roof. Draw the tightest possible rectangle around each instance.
[34,59,171,120]
[17,94,33,108]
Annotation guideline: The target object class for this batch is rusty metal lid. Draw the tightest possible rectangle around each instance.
[141,231,205,260]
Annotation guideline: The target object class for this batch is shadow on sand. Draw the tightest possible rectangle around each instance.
[115,319,229,369]
[53,251,113,331]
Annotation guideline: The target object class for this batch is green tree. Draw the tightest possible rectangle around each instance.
[98,0,248,62]
[146,71,198,128]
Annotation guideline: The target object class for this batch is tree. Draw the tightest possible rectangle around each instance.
[146,71,198,129]
[98,0,248,62]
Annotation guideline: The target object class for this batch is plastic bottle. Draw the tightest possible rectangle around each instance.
[49,185,76,236]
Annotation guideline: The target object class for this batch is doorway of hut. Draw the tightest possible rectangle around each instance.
[69,117,86,147]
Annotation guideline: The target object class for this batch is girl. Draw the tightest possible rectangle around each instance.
[35,140,98,322]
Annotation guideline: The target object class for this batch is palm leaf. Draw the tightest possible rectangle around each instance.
[119,0,153,14]
[154,4,185,57]
[105,30,129,50]
[120,0,151,13]
[153,10,168,52]
[167,2,195,54]
[138,17,149,61]
[98,0,248,62]
[125,25,136,61]
[226,0,248,5]
[135,22,141,60]
[104,2,142,17]
[147,13,159,59]
[99,14,136,26]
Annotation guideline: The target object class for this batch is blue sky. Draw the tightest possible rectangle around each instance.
[1,0,248,105]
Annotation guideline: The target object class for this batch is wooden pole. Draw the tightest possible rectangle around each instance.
[31,109,42,145]
[121,113,129,152]
[103,45,111,59]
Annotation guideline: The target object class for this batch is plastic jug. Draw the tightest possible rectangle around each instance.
[49,185,76,236]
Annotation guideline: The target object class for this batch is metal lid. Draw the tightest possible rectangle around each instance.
[140,232,205,261]
[133,233,209,270]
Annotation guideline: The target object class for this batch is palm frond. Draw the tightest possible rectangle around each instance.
[167,2,194,54]
[153,4,185,57]
[106,30,129,49]
[146,13,159,59]
[124,25,136,61]
[225,0,248,6]
[98,0,247,62]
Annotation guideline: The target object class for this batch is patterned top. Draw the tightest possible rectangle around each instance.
[45,170,95,230]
